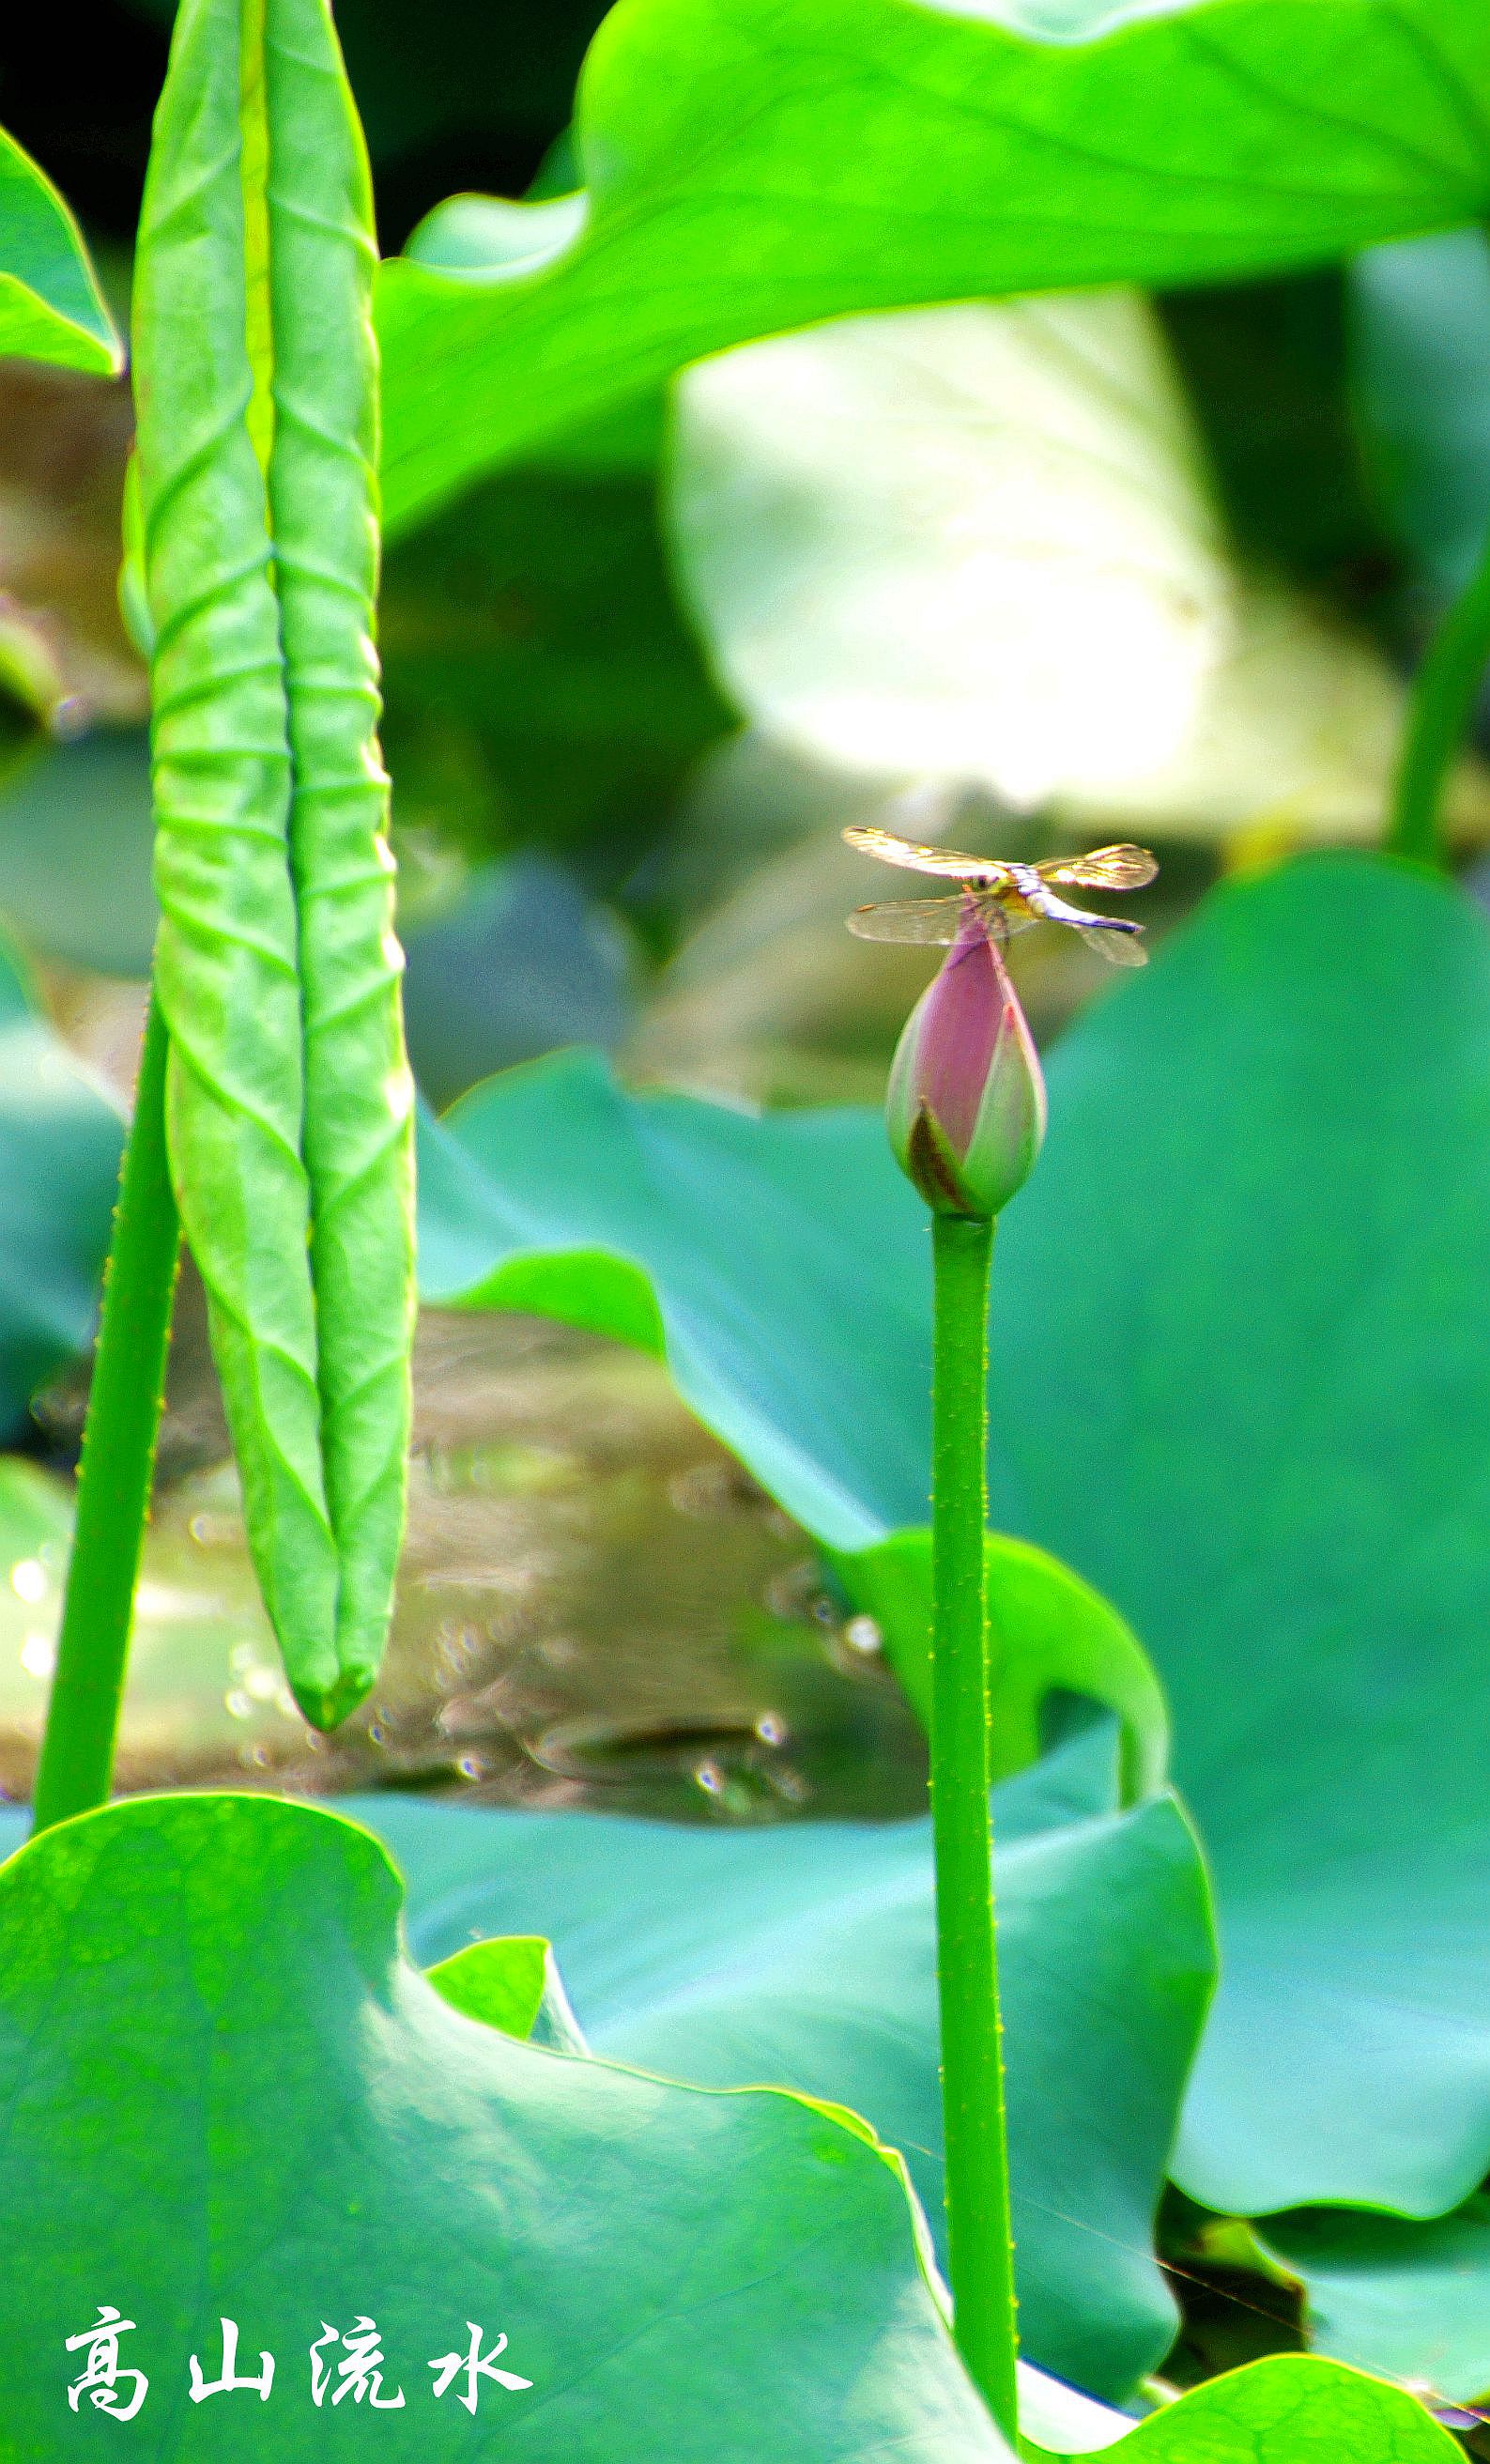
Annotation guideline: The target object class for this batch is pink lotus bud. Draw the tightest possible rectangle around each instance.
[885,901,1047,1219]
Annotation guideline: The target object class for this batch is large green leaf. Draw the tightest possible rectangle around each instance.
[985,856,1490,2229]
[0,1790,1010,2460]
[0,931,122,1438]
[361,1729,1215,2400]
[376,0,1490,530]
[0,130,118,376]
[418,854,1490,2254]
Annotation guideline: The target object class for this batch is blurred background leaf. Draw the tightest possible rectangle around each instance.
[0,127,118,375]
[1349,228,1490,609]
[0,926,120,1440]
[378,449,727,867]
[666,294,1490,851]
[668,295,1231,810]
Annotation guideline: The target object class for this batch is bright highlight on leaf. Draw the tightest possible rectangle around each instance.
[671,297,1231,806]
[132,0,415,1727]
[1107,2354,1463,2462]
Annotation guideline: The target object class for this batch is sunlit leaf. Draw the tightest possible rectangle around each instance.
[377,0,1490,529]
[1106,2356,1460,2461]
[363,1728,1215,2402]
[669,296,1229,808]
[1056,579,1490,845]
[0,1791,1011,2459]
[668,299,1490,844]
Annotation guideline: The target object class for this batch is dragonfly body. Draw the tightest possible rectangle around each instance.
[842,826,1157,964]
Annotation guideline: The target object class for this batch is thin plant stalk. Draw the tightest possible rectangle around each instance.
[929,1208,1019,2442]
[1387,524,1490,870]
[31,994,179,1834]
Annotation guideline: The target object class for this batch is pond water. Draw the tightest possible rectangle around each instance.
[1,1303,927,1823]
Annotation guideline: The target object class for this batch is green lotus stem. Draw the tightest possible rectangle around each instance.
[31,995,179,1833]
[1387,522,1490,870]
[929,1208,1019,2443]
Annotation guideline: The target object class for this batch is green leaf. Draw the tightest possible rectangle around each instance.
[0,932,122,1438]
[0,731,158,978]
[0,1790,1011,2459]
[257,0,417,1704]
[417,1045,930,1548]
[376,0,1490,531]
[1010,2354,1463,2460]
[134,0,414,1727]
[418,854,1490,2268]
[362,1730,1216,2402]
[984,856,1490,2232]
[1261,2200,1490,2406]
[839,1530,1169,1802]
[669,294,1230,808]
[429,1934,589,2052]
[1349,226,1490,598]
[1106,2356,1462,2461]
[0,129,119,377]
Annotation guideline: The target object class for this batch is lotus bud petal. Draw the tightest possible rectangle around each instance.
[885,901,1047,1219]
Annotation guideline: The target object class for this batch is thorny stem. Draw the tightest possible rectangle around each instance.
[929,1209,1019,2443]
[1387,522,1490,870]
[32,993,179,1833]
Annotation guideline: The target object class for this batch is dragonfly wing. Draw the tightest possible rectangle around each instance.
[847,898,968,945]
[1076,921,1148,967]
[1037,843,1158,891]
[842,824,1007,884]
[847,895,1035,947]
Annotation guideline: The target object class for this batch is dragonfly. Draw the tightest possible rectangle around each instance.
[842,825,1158,965]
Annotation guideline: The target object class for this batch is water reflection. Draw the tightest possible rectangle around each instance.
[8,1310,926,1823]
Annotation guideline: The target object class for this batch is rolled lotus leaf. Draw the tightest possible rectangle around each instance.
[131,0,413,1726]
